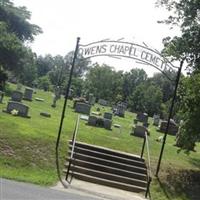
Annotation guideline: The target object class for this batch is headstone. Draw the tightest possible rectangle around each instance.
[98,99,108,106]
[69,89,74,100]
[16,83,22,91]
[114,103,125,117]
[131,125,148,138]
[80,115,89,121]
[91,111,101,116]
[136,112,148,123]
[88,115,97,126]
[104,119,112,130]
[75,103,91,115]
[35,97,44,102]
[51,86,61,107]
[113,124,122,133]
[4,101,30,118]
[153,114,160,126]
[159,119,178,135]
[88,93,96,105]
[11,91,23,102]
[23,88,34,101]
[103,112,113,120]
[0,91,4,103]
[40,112,51,118]
[73,98,86,108]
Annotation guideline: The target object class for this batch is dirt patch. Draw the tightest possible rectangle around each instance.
[0,140,15,156]
[157,167,200,200]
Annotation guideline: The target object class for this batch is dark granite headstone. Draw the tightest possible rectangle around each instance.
[4,101,30,118]
[159,119,178,135]
[40,112,51,118]
[131,125,148,138]
[11,91,23,102]
[103,119,112,130]
[75,103,91,115]
[136,112,148,123]
[88,115,97,126]
[103,112,113,120]
[23,88,34,101]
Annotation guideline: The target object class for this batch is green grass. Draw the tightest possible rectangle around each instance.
[0,83,199,199]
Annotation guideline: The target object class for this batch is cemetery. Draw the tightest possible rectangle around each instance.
[1,1,200,199]
[0,82,200,200]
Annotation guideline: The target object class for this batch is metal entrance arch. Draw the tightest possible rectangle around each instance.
[55,37,183,185]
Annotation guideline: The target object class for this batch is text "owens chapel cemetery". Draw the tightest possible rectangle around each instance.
[79,41,176,72]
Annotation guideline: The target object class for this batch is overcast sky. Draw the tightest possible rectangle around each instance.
[14,0,180,76]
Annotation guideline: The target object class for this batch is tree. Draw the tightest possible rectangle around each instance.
[85,63,123,102]
[122,68,147,101]
[0,0,42,42]
[176,74,200,150]
[19,49,37,86]
[64,51,91,77]
[0,0,42,86]
[157,0,200,151]
[149,70,177,102]
[129,83,163,116]
[0,22,26,73]
[36,55,54,77]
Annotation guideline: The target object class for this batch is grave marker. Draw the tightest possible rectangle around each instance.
[159,119,178,135]
[11,91,23,102]
[0,91,4,103]
[23,88,34,101]
[75,102,91,115]
[4,101,30,118]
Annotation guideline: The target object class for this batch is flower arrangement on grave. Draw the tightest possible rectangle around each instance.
[11,109,19,116]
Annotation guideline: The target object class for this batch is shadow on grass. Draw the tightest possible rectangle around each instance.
[189,157,200,169]
[156,177,171,200]
[156,169,200,200]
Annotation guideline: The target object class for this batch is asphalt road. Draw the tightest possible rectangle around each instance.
[0,178,101,200]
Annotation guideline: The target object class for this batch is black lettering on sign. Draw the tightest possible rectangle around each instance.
[129,46,138,57]
[79,41,177,74]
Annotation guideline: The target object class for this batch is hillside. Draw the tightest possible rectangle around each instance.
[0,84,199,200]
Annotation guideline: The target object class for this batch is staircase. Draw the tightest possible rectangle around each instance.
[64,140,148,194]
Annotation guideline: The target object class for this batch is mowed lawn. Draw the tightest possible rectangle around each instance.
[0,84,199,200]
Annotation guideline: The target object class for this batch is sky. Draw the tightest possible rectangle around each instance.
[14,0,180,76]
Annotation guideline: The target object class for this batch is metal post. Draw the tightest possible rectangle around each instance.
[156,60,183,176]
[145,177,152,198]
[141,137,146,158]
[55,37,80,185]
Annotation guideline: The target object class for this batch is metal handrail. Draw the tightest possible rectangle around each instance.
[144,131,152,198]
[65,114,80,182]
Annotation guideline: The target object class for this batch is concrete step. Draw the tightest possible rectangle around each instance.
[65,159,147,181]
[68,151,147,172]
[68,146,145,169]
[65,165,147,188]
[67,171,146,193]
[69,140,143,162]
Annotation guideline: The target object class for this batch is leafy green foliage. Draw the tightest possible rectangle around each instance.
[176,74,200,150]
[85,63,123,102]
[0,0,42,87]
[129,83,163,116]
[0,0,42,42]
[37,75,51,91]
[0,22,26,72]
[157,0,200,151]
[122,68,147,101]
